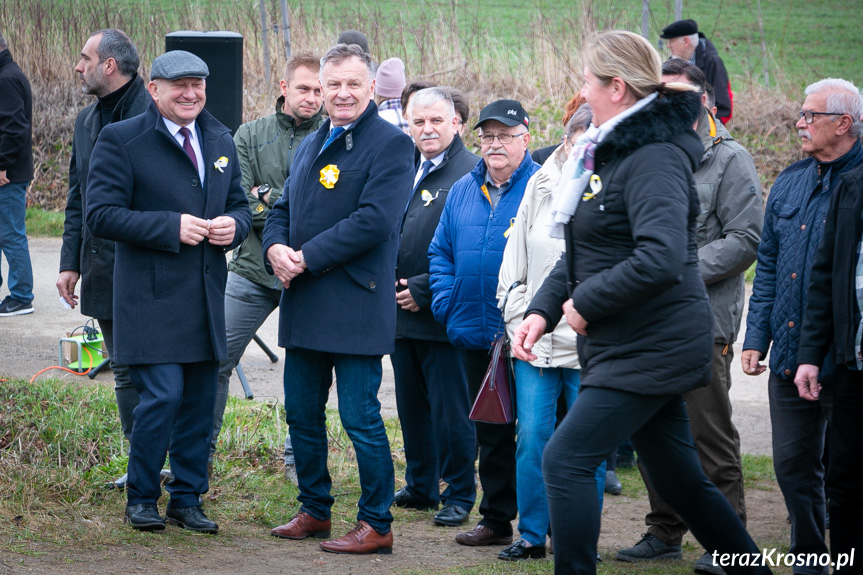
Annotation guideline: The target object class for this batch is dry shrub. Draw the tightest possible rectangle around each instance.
[728,79,803,196]
[2,0,806,208]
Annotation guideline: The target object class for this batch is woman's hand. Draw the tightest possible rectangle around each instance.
[563,299,588,335]
[511,314,548,361]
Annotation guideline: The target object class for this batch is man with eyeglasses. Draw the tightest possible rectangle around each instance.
[429,99,539,548]
[743,78,863,575]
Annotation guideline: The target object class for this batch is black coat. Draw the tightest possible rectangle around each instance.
[527,90,713,396]
[797,163,863,369]
[0,49,33,183]
[59,76,150,319]
[396,135,479,341]
[695,35,732,123]
[86,102,251,365]
[262,101,415,356]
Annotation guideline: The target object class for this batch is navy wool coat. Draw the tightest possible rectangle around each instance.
[262,102,414,356]
[86,102,251,365]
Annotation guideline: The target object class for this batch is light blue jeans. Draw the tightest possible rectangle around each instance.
[0,181,34,304]
[513,359,605,546]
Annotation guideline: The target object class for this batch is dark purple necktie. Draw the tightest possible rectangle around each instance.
[179,126,198,169]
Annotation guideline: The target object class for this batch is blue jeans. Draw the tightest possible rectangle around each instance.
[0,181,34,304]
[211,272,283,460]
[284,349,394,534]
[514,360,605,546]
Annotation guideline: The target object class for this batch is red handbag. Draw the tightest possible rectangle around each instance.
[468,281,520,425]
[468,335,514,424]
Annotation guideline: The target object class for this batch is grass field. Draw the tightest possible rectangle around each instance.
[4,0,859,208]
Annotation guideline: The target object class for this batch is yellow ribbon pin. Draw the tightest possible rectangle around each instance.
[503,217,516,239]
[319,164,340,189]
[214,156,228,173]
[582,174,603,201]
[421,189,439,206]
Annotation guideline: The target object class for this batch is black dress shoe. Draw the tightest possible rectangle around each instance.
[498,539,546,561]
[124,503,165,531]
[166,505,218,534]
[434,504,470,527]
[392,486,438,510]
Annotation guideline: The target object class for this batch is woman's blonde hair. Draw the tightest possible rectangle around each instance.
[583,30,695,99]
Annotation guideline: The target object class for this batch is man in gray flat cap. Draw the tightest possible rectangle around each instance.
[86,50,251,534]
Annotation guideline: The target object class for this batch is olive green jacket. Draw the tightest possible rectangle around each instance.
[229,97,324,289]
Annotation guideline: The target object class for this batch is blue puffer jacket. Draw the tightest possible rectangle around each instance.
[429,152,539,350]
[744,141,863,379]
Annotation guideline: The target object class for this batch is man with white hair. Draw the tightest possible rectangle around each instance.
[660,19,732,123]
[391,88,479,527]
[743,78,863,575]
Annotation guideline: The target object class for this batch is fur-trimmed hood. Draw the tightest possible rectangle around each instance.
[595,90,703,171]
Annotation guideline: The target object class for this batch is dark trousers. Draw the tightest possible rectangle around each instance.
[127,361,218,508]
[643,344,746,544]
[98,318,138,445]
[283,349,394,534]
[392,338,477,509]
[829,365,863,574]
[768,370,832,574]
[459,348,517,535]
[543,386,769,575]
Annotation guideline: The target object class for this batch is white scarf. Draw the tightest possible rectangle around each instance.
[547,92,658,238]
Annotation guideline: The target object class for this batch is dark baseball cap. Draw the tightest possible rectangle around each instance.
[474,99,530,130]
[660,19,699,39]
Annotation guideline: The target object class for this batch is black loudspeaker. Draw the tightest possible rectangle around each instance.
[165,31,243,135]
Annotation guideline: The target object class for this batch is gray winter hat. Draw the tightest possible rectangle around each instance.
[150,50,209,81]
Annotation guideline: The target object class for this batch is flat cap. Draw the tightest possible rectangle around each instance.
[474,99,529,130]
[150,50,209,81]
[660,19,699,39]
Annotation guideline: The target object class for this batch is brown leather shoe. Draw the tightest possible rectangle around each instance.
[455,524,513,546]
[271,512,331,540]
[319,521,393,555]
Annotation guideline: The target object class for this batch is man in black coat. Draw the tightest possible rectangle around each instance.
[796,159,863,573]
[86,50,251,533]
[56,29,151,489]
[660,19,733,123]
[0,31,35,317]
[263,43,414,554]
[390,87,479,527]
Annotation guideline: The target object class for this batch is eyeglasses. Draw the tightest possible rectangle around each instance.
[479,132,528,145]
[799,110,845,124]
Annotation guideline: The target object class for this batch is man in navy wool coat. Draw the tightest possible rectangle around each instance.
[86,50,251,534]
[263,43,414,554]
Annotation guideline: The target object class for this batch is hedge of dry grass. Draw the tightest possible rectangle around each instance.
[2,0,801,209]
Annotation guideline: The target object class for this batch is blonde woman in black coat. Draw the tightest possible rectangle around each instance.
[511,31,770,575]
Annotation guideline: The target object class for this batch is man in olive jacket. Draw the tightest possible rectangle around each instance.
[57,30,150,488]
[210,53,324,479]
[391,88,479,527]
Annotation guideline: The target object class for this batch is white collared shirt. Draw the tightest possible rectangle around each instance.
[413,150,445,188]
[162,116,205,184]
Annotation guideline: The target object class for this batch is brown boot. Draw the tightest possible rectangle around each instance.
[271,512,331,540]
[319,520,393,555]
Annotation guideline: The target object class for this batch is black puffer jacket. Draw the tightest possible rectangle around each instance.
[527,90,713,396]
